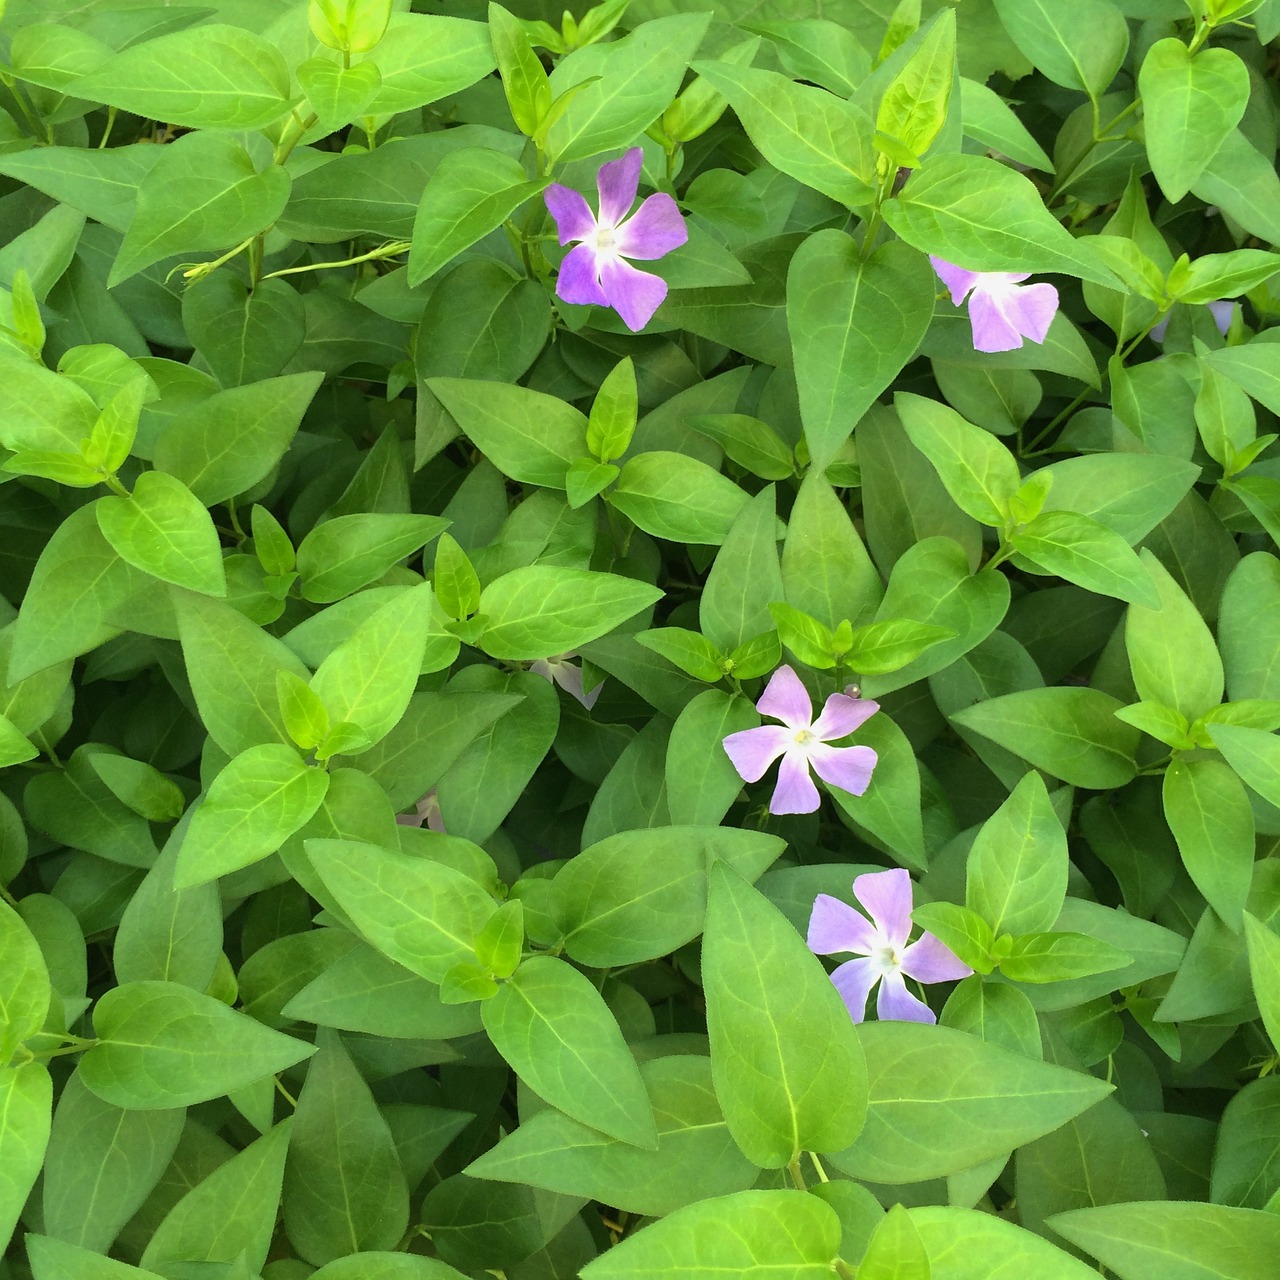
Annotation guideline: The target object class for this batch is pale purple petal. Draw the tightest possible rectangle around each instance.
[830,956,881,1023]
[810,693,880,742]
[1000,281,1058,344]
[769,749,820,814]
[722,724,791,783]
[807,893,878,956]
[876,969,937,1023]
[599,256,668,331]
[852,868,913,949]
[900,931,973,983]
[395,810,423,828]
[755,664,813,731]
[967,286,1027,352]
[544,184,597,245]
[596,147,643,229]
[808,742,878,798]
[425,804,447,834]
[555,242,610,308]
[930,256,982,306]
[614,193,687,260]
[1149,314,1170,343]
[551,661,601,710]
[1208,299,1234,335]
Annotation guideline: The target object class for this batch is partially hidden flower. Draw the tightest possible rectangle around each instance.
[530,652,601,710]
[1150,298,1234,343]
[721,664,878,815]
[930,256,1059,353]
[808,868,972,1024]
[544,147,687,332]
[396,789,446,832]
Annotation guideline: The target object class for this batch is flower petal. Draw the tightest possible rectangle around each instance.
[614,192,687,260]
[596,147,643,229]
[769,749,820,814]
[807,893,878,955]
[722,724,791,783]
[811,693,880,741]
[1000,280,1058,345]
[930,256,982,306]
[901,931,973,983]
[1149,315,1170,343]
[830,956,880,1023]
[1208,298,1234,335]
[544,184,597,245]
[756,664,813,731]
[966,285,1027,352]
[876,970,937,1023]
[809,742,878,798]
[599,255,668,331]
[552,661,601,710]
[852,868,913,949]
[555,241,610,308]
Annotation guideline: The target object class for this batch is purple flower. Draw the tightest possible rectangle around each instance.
[1150,298,1234,343]
[722,665,878,815]
[930,256,1059,353]
[396,789,446,832]
[544,147,687,332]
[808,868,972,1024]
[530,651,601,710]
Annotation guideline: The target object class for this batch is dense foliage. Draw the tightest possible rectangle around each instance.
[3,0,1280,1277]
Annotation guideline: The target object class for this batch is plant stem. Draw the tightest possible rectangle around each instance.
[260,240,411,281]
[787,1155,808,1190]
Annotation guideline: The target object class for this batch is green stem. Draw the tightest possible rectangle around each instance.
[248,232,265,286]
[808,1150,830,1183]
[0,883,19,909]
[274,1076,298,1108]
[834,1261,856,1280]
[175,235,257,285]
[787,1156,808,1190]
[98,105,117,149]
[274,110,320,166]
[260,240,411,282]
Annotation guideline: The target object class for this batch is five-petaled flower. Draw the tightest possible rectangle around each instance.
[722,665,878,815]
[544,147,688,332]
[930,256,1059,353]
[808,868,972,1024]
[530,652,601,710]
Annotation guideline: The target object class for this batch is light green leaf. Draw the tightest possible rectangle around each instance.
[993,0,1128,96]
[611,451,749,545]
[1011,510,1160,608]
[296,514,448,604]
[1,1065,53,1255]
[0,898,49,1065]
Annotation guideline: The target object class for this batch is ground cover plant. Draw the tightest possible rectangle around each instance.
[4,0,1280,1275]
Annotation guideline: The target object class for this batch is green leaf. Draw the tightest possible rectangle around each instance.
[876,8,955,159]
[845,619,955,676]
[885,154,1113,285]
[153,372,323,507]
[183,276,307,390]
[110,133,291,286]
[1011,511,1160,608]
[579,1189,843,1280]
[1139,40,1250,203]
[1206,722,1280,808]
[1163,758,1254,933]
[1126,549,1224,723]
[298,57,383,132]
[830,1021,1113,1183]
[40,1069,183,1254]
[306,838,496,983]
[0,715,37,769]
[0,899,49,1064]
[72,25,293,132]
[911,904,997,974]
[361,14,495,117]
[689,61,874,205]
[1036,453,1199,545]
[966,771,1068,938]
[408,148,547,285]
[1048,1201,1280,1280]
[859,1204,931,1280]
[703,863,868,1167]
[1114,701,1193,749]
[993,0,1128,96]
[634,627,726,683]
[174,744,330,890]
[1000,932,1131,983]
[949,687,1140,789]
[88,754,185,822]
[296,514,448,604]
[96,471,226,597]
[432,534,481,622]
[665,690,758,826]
[959,78,1054,172]
[789,236,935,474]
[489,3,551,134]
[427,377,586,488]
[1243,912,1280,1056]
[79,981,315,1109]
[688,413,794,481]
[176,592,312,758]
[701,486,784,656]
[896,392,1021,526]
[565,457,619,509]
[0,1065,52,1253]
[142,1117,292,1274]
[546,13,712,163]
[482,955,657,1147]
[611,451,749,545]
[477,565,661,660]
[587,358,637,465]
[556,826,783,967]
[310,584,434,748]
[283,1033,409,1266]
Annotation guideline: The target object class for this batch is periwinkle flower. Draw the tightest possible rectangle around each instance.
[396,789,446,832]
[930,255,1059,353]
[544,147,688,332]
[808,868,972,1024]
[722,665,878,815]
[530,651,601,710]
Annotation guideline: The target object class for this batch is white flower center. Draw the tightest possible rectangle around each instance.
[793,728,815,747]
[872,944,901,976]
[591,226,618,256]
